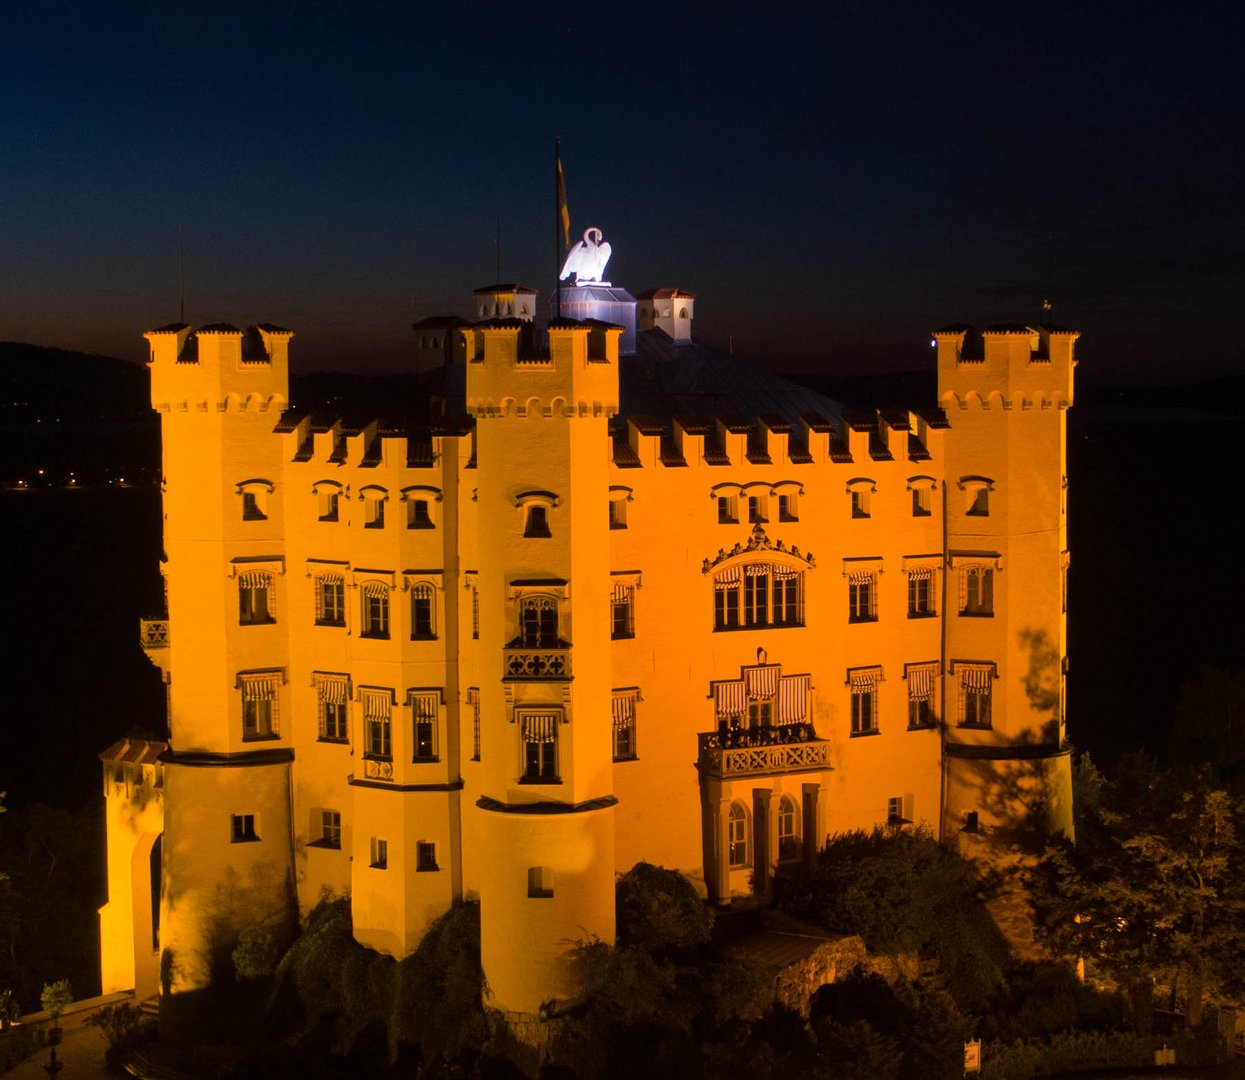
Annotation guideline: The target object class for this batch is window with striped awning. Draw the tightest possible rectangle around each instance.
[714,680,747,718]
[906,566,934,581]
[957,663,994,728]
[361,689,392,758]
[313,673,349,742]
[612,690,639,761]
[714,566,741,589]
[849,667,881,735]
[611,583,632,605]
[239,671,280,739]
[240,672,279,700]
[611,583,635,639]
[239,571,274,625]
[849,668,881,691]
[238,571,272,590]
[519,709,559,781]
[410,690,439,761]
[906,663,938,728]
[745,664,781,701]
[779,674,810,724]
[958,665,993,691]
[847,570,875,586]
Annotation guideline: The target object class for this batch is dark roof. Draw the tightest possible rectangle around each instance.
[197,322,241,334]
[620,329,842,431]
[984,323,1034,334]
[100,737,167,765]
[256,323,292,334]
[473,318,527,330]
[473,283,539,294]
[635,287,696,300]
[148,322,189,334]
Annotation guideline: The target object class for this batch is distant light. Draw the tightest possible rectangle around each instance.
[930,339,937,348]
[37,468,44,475]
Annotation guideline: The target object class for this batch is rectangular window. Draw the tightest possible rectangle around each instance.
[370,837,388,869]
[958,666,993,728]
[850,669,880,735]
[848,572,876,623]
[520,711,559,782]
[315,674,349,742]
[773,567,801,625]
[524,505,551,537]
[608,499,627,529]
[364,497,385,528]
[717,495,738,524]
[612,691,638,761]
[468,687,481,761]
[747,495,767,523]
[519,598,559,647]
[961,567,994,616]
[407,499,432,529]
[411,692,439,761]
[241,491,266,521]
[319,491,339,521]
[231,814,258,843]
[238,572,273,625]
[240,672,280,740]
[320,810,341,849]
[415,841,438,872]
[728,804,749,868]
[887,796,911,826]
[315,573,345,626]
[611,584,635,639]
[850,489,870,518]
[743,567,770,625]
[410,584,436,639]
[361,583,390,639]
[967,488,990,516]
[362,690,392,759]
[528,865,554,898]
[912,488,931,517]
[778,493,798,522]
[713,564,803,630]
[907,569,935,618]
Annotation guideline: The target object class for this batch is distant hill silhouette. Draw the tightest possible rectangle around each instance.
[0,341,151,422]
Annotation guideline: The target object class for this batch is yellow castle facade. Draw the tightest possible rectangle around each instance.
[98,270,1076,1022]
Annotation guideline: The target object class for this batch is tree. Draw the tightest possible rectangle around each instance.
[1169,668,1245,790]
[1032,756,1245,1028]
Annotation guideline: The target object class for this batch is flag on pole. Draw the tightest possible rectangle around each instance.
[556,142,570,250]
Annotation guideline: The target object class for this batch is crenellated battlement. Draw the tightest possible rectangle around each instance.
[146,322,292,412]
[464,317,621,419]
[612,407,947,471]
[935,323,1076,410]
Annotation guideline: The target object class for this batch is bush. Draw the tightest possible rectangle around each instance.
[233,924,281,981]
[615,863,714,955]
[85,1002,152,1069]
[979,1026,1220,1080]
[39,979,71,1020]
[0,1023,45,1071]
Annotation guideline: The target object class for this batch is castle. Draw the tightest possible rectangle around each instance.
[98,245,1076,1024]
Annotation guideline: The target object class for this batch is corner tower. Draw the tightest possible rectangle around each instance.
[464,316,621,1021]
[144,323,297,1026]
[934,323,1077,846]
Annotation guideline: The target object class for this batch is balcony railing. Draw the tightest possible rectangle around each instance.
[139,617,169,651]
[503,648,571,679]
[697,724,829,778]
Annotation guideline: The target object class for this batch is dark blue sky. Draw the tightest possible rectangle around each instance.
[2,1,1242,382]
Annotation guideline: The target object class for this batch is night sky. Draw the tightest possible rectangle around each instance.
[2,1,1242,381]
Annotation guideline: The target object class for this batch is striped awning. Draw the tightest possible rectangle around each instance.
[362,581,388,598]
[779,674,810,723]
[849,669,880,691]
[907,666,936,699]
[612,693,635,729]
[960,666,993,691]
[521,713,558,744]
[848,570,874,586]
[612,584,632,605]
[714,566,741,589]
[362,691,390,721]
[411,583,433,600]
[744,563,771,577]
[411,694,438,719]
[745,664,781,701]
[238,571,271,589]
[319,571,344,586]
[773,564,800,581]
[714,680,746,716]
[315,675,348,705]
[906,566,934,581]
[241,674,278,701]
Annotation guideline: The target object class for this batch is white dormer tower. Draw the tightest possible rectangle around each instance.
[473,284,539,322]
[636,288,695,344]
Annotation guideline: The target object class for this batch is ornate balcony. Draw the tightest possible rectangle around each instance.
[503,648,571,680]
[697,724,829,778]
[139,617,169,650]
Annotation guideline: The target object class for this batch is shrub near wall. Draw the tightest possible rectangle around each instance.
[978,1027,1219,1080]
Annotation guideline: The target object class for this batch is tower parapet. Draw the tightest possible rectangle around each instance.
[935,324,1076,410]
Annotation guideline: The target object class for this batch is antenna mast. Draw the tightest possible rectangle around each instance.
[179,224,185,323]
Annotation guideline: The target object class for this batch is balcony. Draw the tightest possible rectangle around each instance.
[697,724,829,778]
[503,648,571,680]
[139,617,169,674]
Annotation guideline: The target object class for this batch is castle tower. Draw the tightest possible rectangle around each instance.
[636,288,696,344]
[144,323,298,1026]
[464,316,622,1020]
[934,323,1077,847]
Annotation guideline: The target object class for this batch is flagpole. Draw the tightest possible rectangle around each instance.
[554,137,562,322]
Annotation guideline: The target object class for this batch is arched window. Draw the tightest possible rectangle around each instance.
[519,597,559,648]
[728,802,749,868]
[777,796,800,861]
